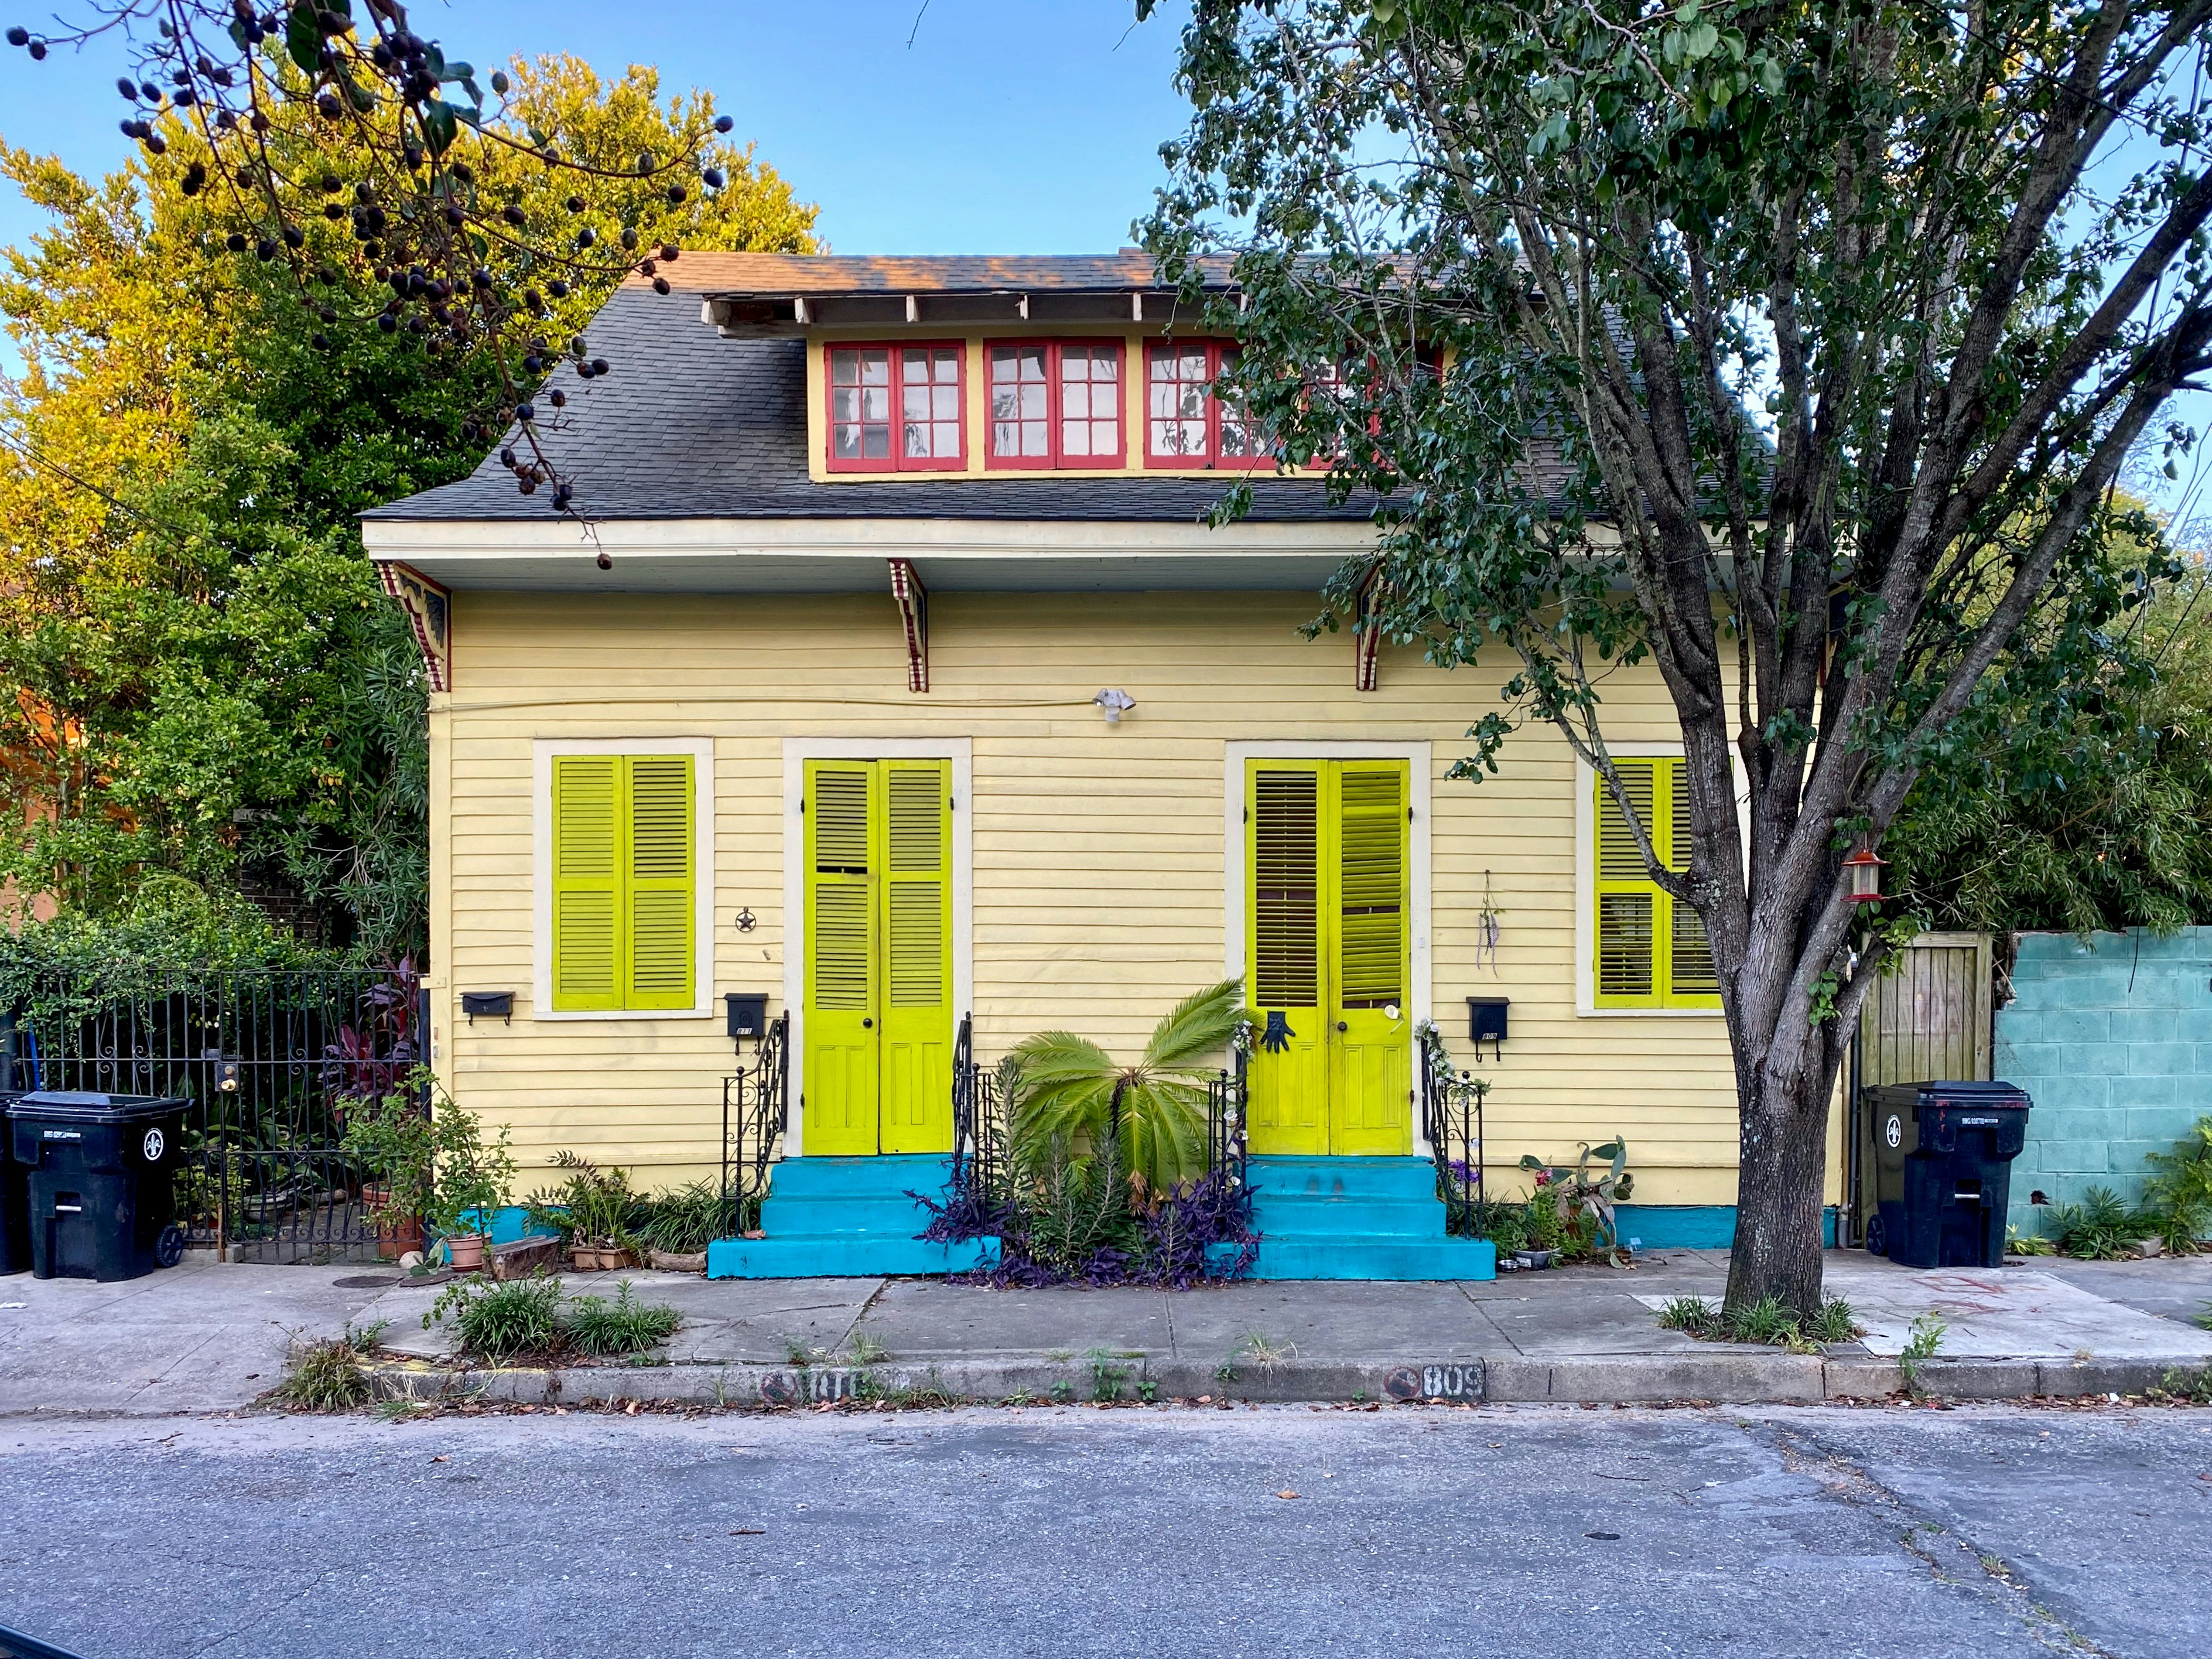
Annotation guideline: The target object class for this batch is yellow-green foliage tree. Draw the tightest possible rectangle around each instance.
[0,56,816,947]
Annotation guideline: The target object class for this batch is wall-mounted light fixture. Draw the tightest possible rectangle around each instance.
[1093,688,1136,723]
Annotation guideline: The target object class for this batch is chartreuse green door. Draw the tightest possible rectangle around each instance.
[803,759,954,1156]
[1246,759,1412,1156]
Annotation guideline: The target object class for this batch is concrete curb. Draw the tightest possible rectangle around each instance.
[363,1351,2211,1408]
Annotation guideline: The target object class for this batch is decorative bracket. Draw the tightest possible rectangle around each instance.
[889,558,929,692]
[378,560,452,693]
[1354,568,1386,692]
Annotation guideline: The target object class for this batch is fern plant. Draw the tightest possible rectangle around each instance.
[1006,978,1243,1193]
[2144,1116,2212,1254]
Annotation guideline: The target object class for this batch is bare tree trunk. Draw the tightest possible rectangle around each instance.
[1723,1041,1837,1317]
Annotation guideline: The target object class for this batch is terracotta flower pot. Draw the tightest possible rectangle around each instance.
[446,1233,488,1272]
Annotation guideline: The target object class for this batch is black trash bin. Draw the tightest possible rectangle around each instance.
[1864,1080,2032,1269]
[6,1093,190,1282]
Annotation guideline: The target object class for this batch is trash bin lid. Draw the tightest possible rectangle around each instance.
[1916,1080,2030,1112]
[7,1091,190,1122]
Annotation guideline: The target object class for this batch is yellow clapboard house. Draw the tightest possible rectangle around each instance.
[365,254,1838,1278]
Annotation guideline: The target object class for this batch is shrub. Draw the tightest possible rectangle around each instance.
[271,1334,372,1411]
[2144,1117,2212,1254]
[634,1179,742,1255]
[432,1275,564,1362]
[425,1274,681,1363]
[566,1281,683,1356]
[1655,1293,1859,1351]
[523,1151,640,1251]
[2042,1186,2149,1259]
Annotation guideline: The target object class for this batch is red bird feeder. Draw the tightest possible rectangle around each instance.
[1842,843,1888,904]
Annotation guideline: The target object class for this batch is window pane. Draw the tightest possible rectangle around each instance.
[1148,344,1210,458]
[1061,343,1119,460]
[830,349,893,464]
[897,347,961,460]
[989,344,1049,460]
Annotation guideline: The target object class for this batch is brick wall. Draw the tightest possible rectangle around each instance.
[1997,927,2212,1238]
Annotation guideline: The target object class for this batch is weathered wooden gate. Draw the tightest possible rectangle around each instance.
[1845,931,1994,1244]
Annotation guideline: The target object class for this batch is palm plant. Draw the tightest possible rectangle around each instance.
[1006,978,1243,1195]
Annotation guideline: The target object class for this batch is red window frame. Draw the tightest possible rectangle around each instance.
[983,339,1126,470]
[823,341,967,474]
[1144,340,1270,469]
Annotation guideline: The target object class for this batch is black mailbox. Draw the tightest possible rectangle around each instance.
[1467,998,1509,1054]
[460,991,514,1024]
[725,993,771,1040]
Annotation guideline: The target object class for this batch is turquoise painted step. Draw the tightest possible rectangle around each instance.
[706,1154,988,1280]
[1246,1236,1496,1281]
[1232,1155,1496,1282]
[1249,1197,1452,1239]
[1246,1156,1444,1200]
[761,1195,960,1235]
[756,1155,956,1197]
[707,1234,998,1279]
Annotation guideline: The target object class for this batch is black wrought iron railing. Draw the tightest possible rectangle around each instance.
[1207,1047,1250,1202]
[1422,1034,1488,1237]
[949,1013,1004,1202]
[720,1011,788,1231]
[4,968,423,1262]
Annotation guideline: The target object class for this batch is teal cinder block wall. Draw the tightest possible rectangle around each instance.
[1998,928,2212,1240]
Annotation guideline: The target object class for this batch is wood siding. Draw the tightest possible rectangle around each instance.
[432,586,1807,1207]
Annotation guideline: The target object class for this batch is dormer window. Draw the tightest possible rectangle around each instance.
[1146,341,1266,468]
[987,341,1124,469]
[827,343,965,472]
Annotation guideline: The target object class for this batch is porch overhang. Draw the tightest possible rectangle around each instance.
[358,517,1376,595]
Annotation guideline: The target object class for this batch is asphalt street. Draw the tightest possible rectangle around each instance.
[0,1402,2205,1658]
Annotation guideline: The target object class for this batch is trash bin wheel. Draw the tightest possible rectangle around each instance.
[155,1225,184,1269]
[1864,1214,1886,1258]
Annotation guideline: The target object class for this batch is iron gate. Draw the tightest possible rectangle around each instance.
[4,968,425,1264]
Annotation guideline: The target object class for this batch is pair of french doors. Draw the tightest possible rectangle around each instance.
[1245,759,1413,1156]
[802,759,954,1155]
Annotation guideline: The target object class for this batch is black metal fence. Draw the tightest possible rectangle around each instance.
[721,1012,789,1229]
[4,969,423,1263]
[1422,1037,1488,1237]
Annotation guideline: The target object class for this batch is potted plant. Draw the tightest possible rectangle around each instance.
[345,1070,516,1273]
[525,1152,642,1271]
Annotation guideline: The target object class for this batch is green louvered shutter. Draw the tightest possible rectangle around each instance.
[880,760,952,1153]
[1667,762,1721,998]
[624,755,695,1010]
[1594,760,1659,1005]
[551,756,621,1012]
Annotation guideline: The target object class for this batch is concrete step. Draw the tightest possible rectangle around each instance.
[760,1195,953,1235]
[760,1155,956,1199]
[1240,1235,1498,1282]
[1247,1196,1449,1239]
[1246,1156,1441,1201]
[706,1234,999,1279]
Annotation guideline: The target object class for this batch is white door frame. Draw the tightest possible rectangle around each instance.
[781,738,973,1156]
[1222,740,1433,1158]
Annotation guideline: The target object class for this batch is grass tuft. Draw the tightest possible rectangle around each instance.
[566,1281,683,1357]
[272,1335,372,1411]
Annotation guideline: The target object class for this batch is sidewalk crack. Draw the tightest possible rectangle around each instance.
[835,1279,890,1358]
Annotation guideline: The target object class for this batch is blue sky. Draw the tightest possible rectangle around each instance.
[1,2,2203,529]
[0,0,1194,256]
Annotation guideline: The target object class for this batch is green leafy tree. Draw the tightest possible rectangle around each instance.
[1143,0,2212,1315]
[0,56,816,947]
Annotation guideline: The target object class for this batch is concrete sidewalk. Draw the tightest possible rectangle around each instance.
[4,1248,2205,1415]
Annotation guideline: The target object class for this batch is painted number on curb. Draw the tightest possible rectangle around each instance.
[760,1368,858,1405]
[1384,1364,1479,1402]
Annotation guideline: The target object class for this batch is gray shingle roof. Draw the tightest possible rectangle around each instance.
[363,286,1373,525]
